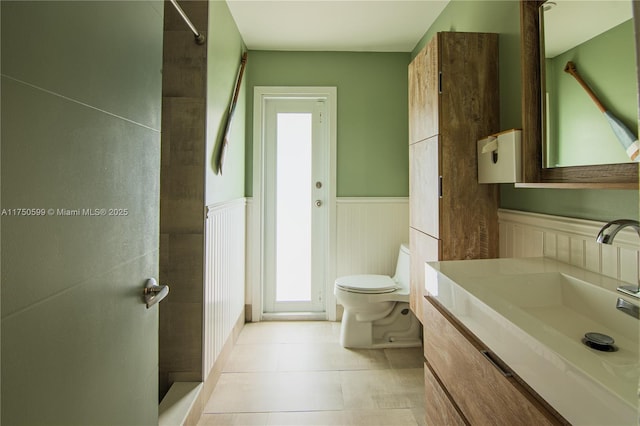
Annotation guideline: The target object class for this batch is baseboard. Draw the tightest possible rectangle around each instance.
[183,309,245,425]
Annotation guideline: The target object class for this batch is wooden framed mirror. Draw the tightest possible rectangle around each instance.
[520,0,639,189]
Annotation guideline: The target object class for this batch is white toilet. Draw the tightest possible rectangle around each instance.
[334,244,421,348]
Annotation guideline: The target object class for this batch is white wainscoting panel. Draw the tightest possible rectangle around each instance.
[204,198,246,377]
[499,209,639,284]
[245,197,409,320]
[336,198,409,278]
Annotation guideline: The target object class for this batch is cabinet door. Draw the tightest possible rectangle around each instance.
[409,228,439,323]
[423,298,559,426]
[437,32,499,260]
[408,35,439,144]
[424,362,466,426]
[409,136,439,238]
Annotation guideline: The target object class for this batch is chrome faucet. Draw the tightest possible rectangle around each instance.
[596,219,640,298]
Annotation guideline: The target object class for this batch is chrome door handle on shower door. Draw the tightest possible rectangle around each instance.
[143,278,169,308]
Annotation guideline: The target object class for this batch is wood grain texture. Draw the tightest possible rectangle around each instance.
[423,297,565,426]
[520,0,639,187]
[409,36,439,144]
[407,32,500,320]
[423,361,466,426]
[520,0,544,184]
[517,161,640,188]
[408,228,439,324]
[438,32,499,261]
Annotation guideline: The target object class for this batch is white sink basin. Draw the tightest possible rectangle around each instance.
[426,258,640,426]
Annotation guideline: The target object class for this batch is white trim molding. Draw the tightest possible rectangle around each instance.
[498,209,639,285]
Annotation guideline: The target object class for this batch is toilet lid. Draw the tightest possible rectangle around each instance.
[335,275,398,293]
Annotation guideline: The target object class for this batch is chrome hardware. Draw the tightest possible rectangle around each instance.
[315,200,322,207]
[616,297,639,319]
[143,278,169,308]
[480,350,512,377]
[169,0,205,44]
[582,332,617,352]
[596,219,640,298]
[596,219,640,244]
[617,285,640,299]
[315,181,322,189]
[584,332,614,346]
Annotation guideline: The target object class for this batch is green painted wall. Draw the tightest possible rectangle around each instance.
[206,1,247,204]
[245,51,409,197]
[500,185,639,221]
[546,20,636,167]
[414,0,638,221]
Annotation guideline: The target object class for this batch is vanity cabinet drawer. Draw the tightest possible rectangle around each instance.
[423,361,465,426]
[423,296,560,426]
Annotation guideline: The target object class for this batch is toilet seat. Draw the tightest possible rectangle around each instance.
[335,274,398,294]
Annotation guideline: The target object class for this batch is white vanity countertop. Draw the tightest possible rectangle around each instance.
[425,257,639,426]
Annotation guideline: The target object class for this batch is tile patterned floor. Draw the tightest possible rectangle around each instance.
[199,321,425,426]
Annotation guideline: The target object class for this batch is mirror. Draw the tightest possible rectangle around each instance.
[520,0,639,188]
[541,0,637,168]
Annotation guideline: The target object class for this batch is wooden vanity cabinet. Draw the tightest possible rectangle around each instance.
[408,32,500,321]
[423,296,567,425]
[410,32,565,425]
[423,361,466,426]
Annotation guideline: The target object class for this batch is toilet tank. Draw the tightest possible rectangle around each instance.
[393,243,410,289]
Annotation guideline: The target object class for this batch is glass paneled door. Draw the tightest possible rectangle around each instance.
[263,98,328,314]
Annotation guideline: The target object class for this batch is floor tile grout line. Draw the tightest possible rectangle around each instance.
[200,322,425,425]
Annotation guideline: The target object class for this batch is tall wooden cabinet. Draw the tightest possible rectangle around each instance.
[408,32,500,322]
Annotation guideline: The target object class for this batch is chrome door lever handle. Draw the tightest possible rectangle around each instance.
[143,278,169,308]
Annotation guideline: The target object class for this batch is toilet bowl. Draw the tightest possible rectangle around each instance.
[334,244,421,348]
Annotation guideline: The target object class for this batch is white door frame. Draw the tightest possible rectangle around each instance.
[251,86,337,321]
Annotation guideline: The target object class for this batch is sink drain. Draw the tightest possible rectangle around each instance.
[582,332,617,352]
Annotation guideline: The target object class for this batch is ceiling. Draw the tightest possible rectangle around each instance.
[225,0,450,52]
[543,0,633,58]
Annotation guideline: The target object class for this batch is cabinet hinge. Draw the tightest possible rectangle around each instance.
[439,176,443,198]
[438,71,442,94]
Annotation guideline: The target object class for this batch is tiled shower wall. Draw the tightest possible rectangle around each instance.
[499,209,639,284]
[159,0,208,399]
